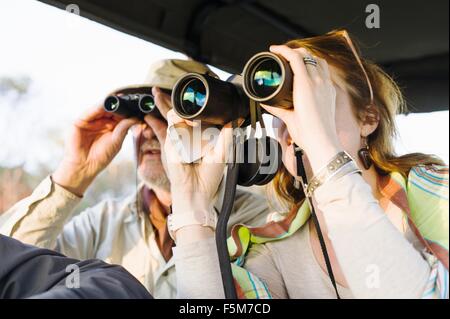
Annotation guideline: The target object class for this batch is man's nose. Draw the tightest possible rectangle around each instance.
[142,125,156,140]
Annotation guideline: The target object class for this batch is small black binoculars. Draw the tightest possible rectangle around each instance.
[104,88,170,120]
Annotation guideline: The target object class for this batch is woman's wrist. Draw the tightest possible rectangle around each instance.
[175,225,215,245]
[170,190,214,215]
[169,192,217,243]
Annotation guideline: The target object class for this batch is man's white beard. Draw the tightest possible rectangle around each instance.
[138,169,171,192]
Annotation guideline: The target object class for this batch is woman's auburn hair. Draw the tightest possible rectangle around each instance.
[270,30,445,207]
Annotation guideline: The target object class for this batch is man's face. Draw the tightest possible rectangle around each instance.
[133,119,170,191]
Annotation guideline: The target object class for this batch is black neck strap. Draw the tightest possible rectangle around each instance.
[215,117,241,299]
[294,145,341,299]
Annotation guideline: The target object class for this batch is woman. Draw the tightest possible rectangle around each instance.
[164,30,448,299]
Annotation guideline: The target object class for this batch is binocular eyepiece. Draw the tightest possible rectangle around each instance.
[104,93,162,120]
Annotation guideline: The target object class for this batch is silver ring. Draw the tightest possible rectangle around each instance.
[303,56,318,67]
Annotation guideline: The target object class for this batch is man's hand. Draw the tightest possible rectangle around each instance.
[53,105,139,196]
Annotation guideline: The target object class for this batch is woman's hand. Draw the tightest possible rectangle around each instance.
[53,106,138,196]
[261,45,343,174]
[163,111,233,216]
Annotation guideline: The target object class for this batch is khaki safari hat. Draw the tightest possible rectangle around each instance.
[144,59,217,90]
[113,59,218,94]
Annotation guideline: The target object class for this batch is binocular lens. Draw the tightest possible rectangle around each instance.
[251,59,282,98]
[172,73,249,125]
[139,95,156,113]
[180,78,207,116]
[104,96,120,112]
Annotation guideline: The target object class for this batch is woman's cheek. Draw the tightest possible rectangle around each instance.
[274,127,296,177]
[334,87,362,157]
[335,112,363,160]
[281,142,297,177]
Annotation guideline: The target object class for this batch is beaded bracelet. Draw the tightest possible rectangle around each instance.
[306,151,361,197]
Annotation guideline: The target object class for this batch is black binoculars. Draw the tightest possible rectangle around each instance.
[104,94,156,120]
[103,88,171,120]
[171,51,293,124]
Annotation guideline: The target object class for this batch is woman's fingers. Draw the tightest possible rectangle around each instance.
[295,48,322,82]
[260,103,291,122]
[163,124,185,167]
[271,45,330,87]
[270,45,311,87]
[316,56,332,82]
[166,110,185,127]
[211,122,234,164]
[152,87,171,120]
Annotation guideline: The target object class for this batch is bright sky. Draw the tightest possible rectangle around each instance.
[0,0,448,174]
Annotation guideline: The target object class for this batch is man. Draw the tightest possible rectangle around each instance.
[0,59,270,298]
[0,234,151,299]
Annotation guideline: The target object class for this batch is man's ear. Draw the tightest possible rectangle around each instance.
[360,104,380,137]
